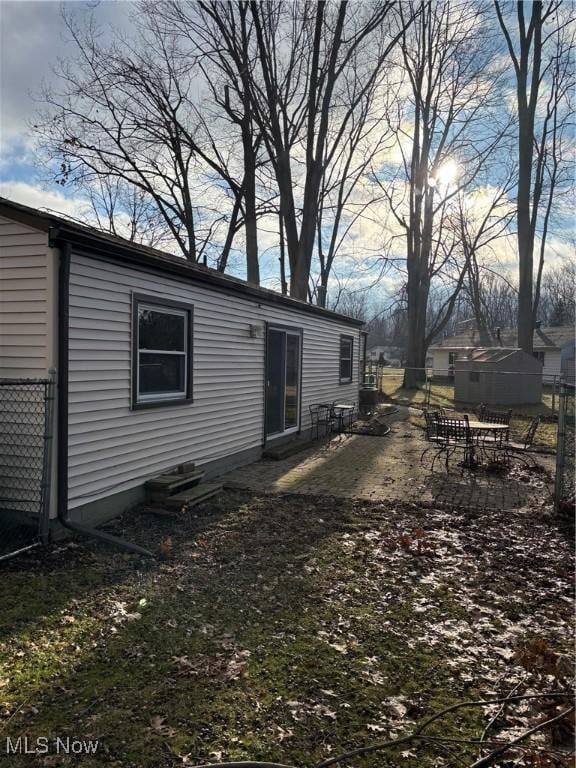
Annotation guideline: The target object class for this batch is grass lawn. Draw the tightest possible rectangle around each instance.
[379,369,559,450]
[0,491,573,767]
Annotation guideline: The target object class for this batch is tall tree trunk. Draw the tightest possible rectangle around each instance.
[242,128,259,285]
[516,109,534,352]
[217,194,242,273]
[404,266,429,388]
[279,210,288,295]
[495,0,546,355]
[316,276,328,308]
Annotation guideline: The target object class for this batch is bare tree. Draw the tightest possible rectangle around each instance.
[538,259,576,326]
[33,9,253,269]
[241,0,412,300]
[452,170,517,340]
[328,287,371,320]
[147,0,265,283]
[494,0,575,352]
[458,272,518,334]
[373,0,510,386]
[79,176,172,249]
[312,82,397,308]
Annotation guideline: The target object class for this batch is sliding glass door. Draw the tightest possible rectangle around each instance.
[265,327,301,437]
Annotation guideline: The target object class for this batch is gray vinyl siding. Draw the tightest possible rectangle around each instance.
[0,217,56,377]
[68,253,360,508]
[0,219,58,520]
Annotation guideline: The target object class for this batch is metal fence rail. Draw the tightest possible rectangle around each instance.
[362,364,562,415]
[554,382,575,516]
[0,378,54,560]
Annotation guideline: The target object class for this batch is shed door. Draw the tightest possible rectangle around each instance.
[266,327,301,437]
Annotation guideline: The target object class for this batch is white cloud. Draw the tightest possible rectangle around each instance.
[0,180,91,220]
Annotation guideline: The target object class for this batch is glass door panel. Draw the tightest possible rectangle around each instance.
[266,329,285,436]
[265,328,301,436]
[284,333,300,429]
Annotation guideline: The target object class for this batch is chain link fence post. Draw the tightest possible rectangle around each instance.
[554,378,575,516]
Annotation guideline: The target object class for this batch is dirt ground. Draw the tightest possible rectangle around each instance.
[0,477,573,767]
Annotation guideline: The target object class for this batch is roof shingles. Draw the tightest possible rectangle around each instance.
[431,325,574,350]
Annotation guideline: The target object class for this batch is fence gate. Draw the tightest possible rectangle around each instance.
[554,380,575,516]
[0,378,54,561]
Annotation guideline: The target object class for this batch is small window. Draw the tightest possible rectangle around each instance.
[339,335,354,383]
[533,351,545,364]
[448,352,458,366]
[132,295,193,408]
[469,371,480,383]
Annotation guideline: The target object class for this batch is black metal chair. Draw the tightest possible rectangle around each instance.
[420,410,445,465]
[309,404,336,441]
[479,405,512,429]
[476,406,513,461]
[434,414,474,471]
[497,416,541,468]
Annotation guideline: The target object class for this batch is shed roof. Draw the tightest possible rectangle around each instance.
[456,347,543,369]
[0,197,364,328]
[468,348,517,364]
[430,325,573,350]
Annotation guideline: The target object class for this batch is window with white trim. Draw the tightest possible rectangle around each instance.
[132,296,193,407]
[339,335,354,383]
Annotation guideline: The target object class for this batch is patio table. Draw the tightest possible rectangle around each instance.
[466,420,509,434]
[332,404,356,434]
[465,421,509,466]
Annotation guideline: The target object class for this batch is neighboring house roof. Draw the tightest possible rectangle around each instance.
[0,197,364,328]
[430,325,574,351]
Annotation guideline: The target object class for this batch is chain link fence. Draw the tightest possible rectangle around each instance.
[361,364,560,450]
[554,381,575,516]
[0,378,54,560]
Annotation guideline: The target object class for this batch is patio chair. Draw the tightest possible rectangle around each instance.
[420,410,445,464]
[476,406,513,460]
[480,406,512,428]
[309,404,336,441]
[497,416,541,468]
[434,414,474,472]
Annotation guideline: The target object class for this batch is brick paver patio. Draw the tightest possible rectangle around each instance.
[220,407,554,512]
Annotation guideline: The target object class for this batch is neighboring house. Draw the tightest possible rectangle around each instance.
[367,344,403,367]
[0,198,363,530]
[429,325,574,383]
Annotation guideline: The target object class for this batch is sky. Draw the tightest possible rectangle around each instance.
[0,0,573,310]
[0,0,132,215]
[0,0,395,295]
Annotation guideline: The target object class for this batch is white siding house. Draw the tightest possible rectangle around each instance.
[0,198,363,528]
[429,325,573,383]
[0,216,58,378]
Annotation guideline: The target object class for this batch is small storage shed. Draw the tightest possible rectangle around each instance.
[454,348,543,405]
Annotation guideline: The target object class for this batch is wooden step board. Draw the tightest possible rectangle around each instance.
[146,469,205,502]
[164,482,223,509]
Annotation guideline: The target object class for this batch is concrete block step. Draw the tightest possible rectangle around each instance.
[164,482,223,509]
[263,440,315,460]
